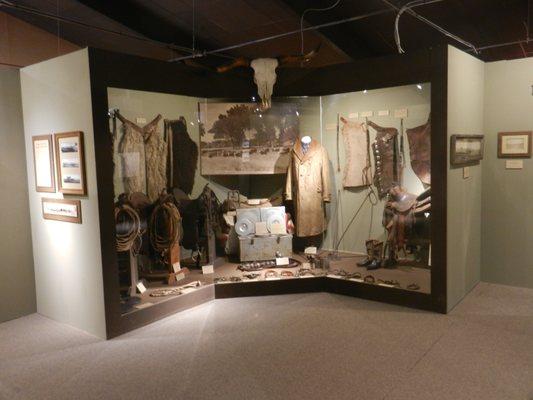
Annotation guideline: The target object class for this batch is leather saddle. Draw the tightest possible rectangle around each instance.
[383,186,431,254]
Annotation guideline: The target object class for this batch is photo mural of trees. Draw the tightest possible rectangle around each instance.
[205,103,299,148]
[199,102,299,174]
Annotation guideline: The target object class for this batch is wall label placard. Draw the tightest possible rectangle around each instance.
[505,160,523,169]
[394,108,408,118]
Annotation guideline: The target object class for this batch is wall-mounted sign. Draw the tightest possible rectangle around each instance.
[42,198,82,224]
[32,134,56,193]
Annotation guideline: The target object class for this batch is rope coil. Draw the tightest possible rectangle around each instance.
[115,204,142,254]
[149,200,182,261]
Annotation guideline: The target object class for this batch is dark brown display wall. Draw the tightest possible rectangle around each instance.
[88,46,448,338]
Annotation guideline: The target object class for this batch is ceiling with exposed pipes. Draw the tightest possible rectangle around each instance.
[1,0,531,67]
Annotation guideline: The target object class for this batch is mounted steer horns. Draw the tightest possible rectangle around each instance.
[216,45,321,110]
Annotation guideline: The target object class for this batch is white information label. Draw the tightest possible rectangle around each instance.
[463,167,470,179]
[202,264,214,274]
[348,112,359,119]
[136,117,147,124]
[175,272,185,282]
[136,282,147,294]
[506,160,523,169]
[304,246,317,255]
[394,108,408,118]
[360,111,373,118]
[276,257,290,266]
[378,110,390,116]
[172,262,181,273]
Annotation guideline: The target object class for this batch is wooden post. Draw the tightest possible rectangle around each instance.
[129,251,139,297]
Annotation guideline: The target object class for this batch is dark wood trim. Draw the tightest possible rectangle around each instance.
[325,278,437,312]
[215,277,325,298]
[87,45,449,337]
[429,45,448,313]
[497,131,532,158]
[41,197,82,224]
[88,49,123,339]
[32,134,56,193]
[109,285,215,339]
[54,131,87,196]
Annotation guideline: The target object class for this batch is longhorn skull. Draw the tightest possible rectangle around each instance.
[217,45,320,110]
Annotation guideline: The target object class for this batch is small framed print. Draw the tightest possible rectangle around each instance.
[498,131,531,158]
[450,135,484,166]
[54,131,87,195]
[42,198,82,224]
[32,135,55,192]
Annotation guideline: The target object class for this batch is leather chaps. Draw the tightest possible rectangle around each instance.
[406,118,431,187]
[368,121,400,199]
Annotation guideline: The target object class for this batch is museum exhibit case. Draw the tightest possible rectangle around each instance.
[22,44,466,339]
[107,85,433,316]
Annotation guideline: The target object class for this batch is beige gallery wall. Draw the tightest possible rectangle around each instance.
[0,66,36,322]
[482,56,533,289]
[21,49,106,338]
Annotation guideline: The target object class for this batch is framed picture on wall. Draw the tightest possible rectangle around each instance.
[498,131,531,158]
[450,135,484,166]
[42,198,82,224]
[54,131,87,195]
[32,134,56,192]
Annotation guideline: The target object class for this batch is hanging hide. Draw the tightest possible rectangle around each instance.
[406,117,431,187]
[166,117,198,195]
[144,116,167,202]
[340,117,372,188]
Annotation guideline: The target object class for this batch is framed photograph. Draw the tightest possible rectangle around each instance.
[54,131,87,195]
[42,198,82,224]
[498,131,531,158]
[450,135,484,166]
[198,102,299,175]
[32,134,56,192]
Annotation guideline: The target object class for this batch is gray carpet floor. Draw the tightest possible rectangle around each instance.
[0,282,532,400]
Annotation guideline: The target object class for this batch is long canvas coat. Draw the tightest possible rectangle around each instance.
[285,140,331,237]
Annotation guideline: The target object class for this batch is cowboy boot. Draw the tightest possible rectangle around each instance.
[357,239,375,267]
[381,243,398,268]
[367,241,383,270]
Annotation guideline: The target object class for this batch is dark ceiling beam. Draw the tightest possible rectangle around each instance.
[279,0,383,59]
[75,0,214,55]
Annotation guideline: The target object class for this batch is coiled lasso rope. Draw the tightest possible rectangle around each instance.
[149,199,182,262]
[115,203,142,254]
